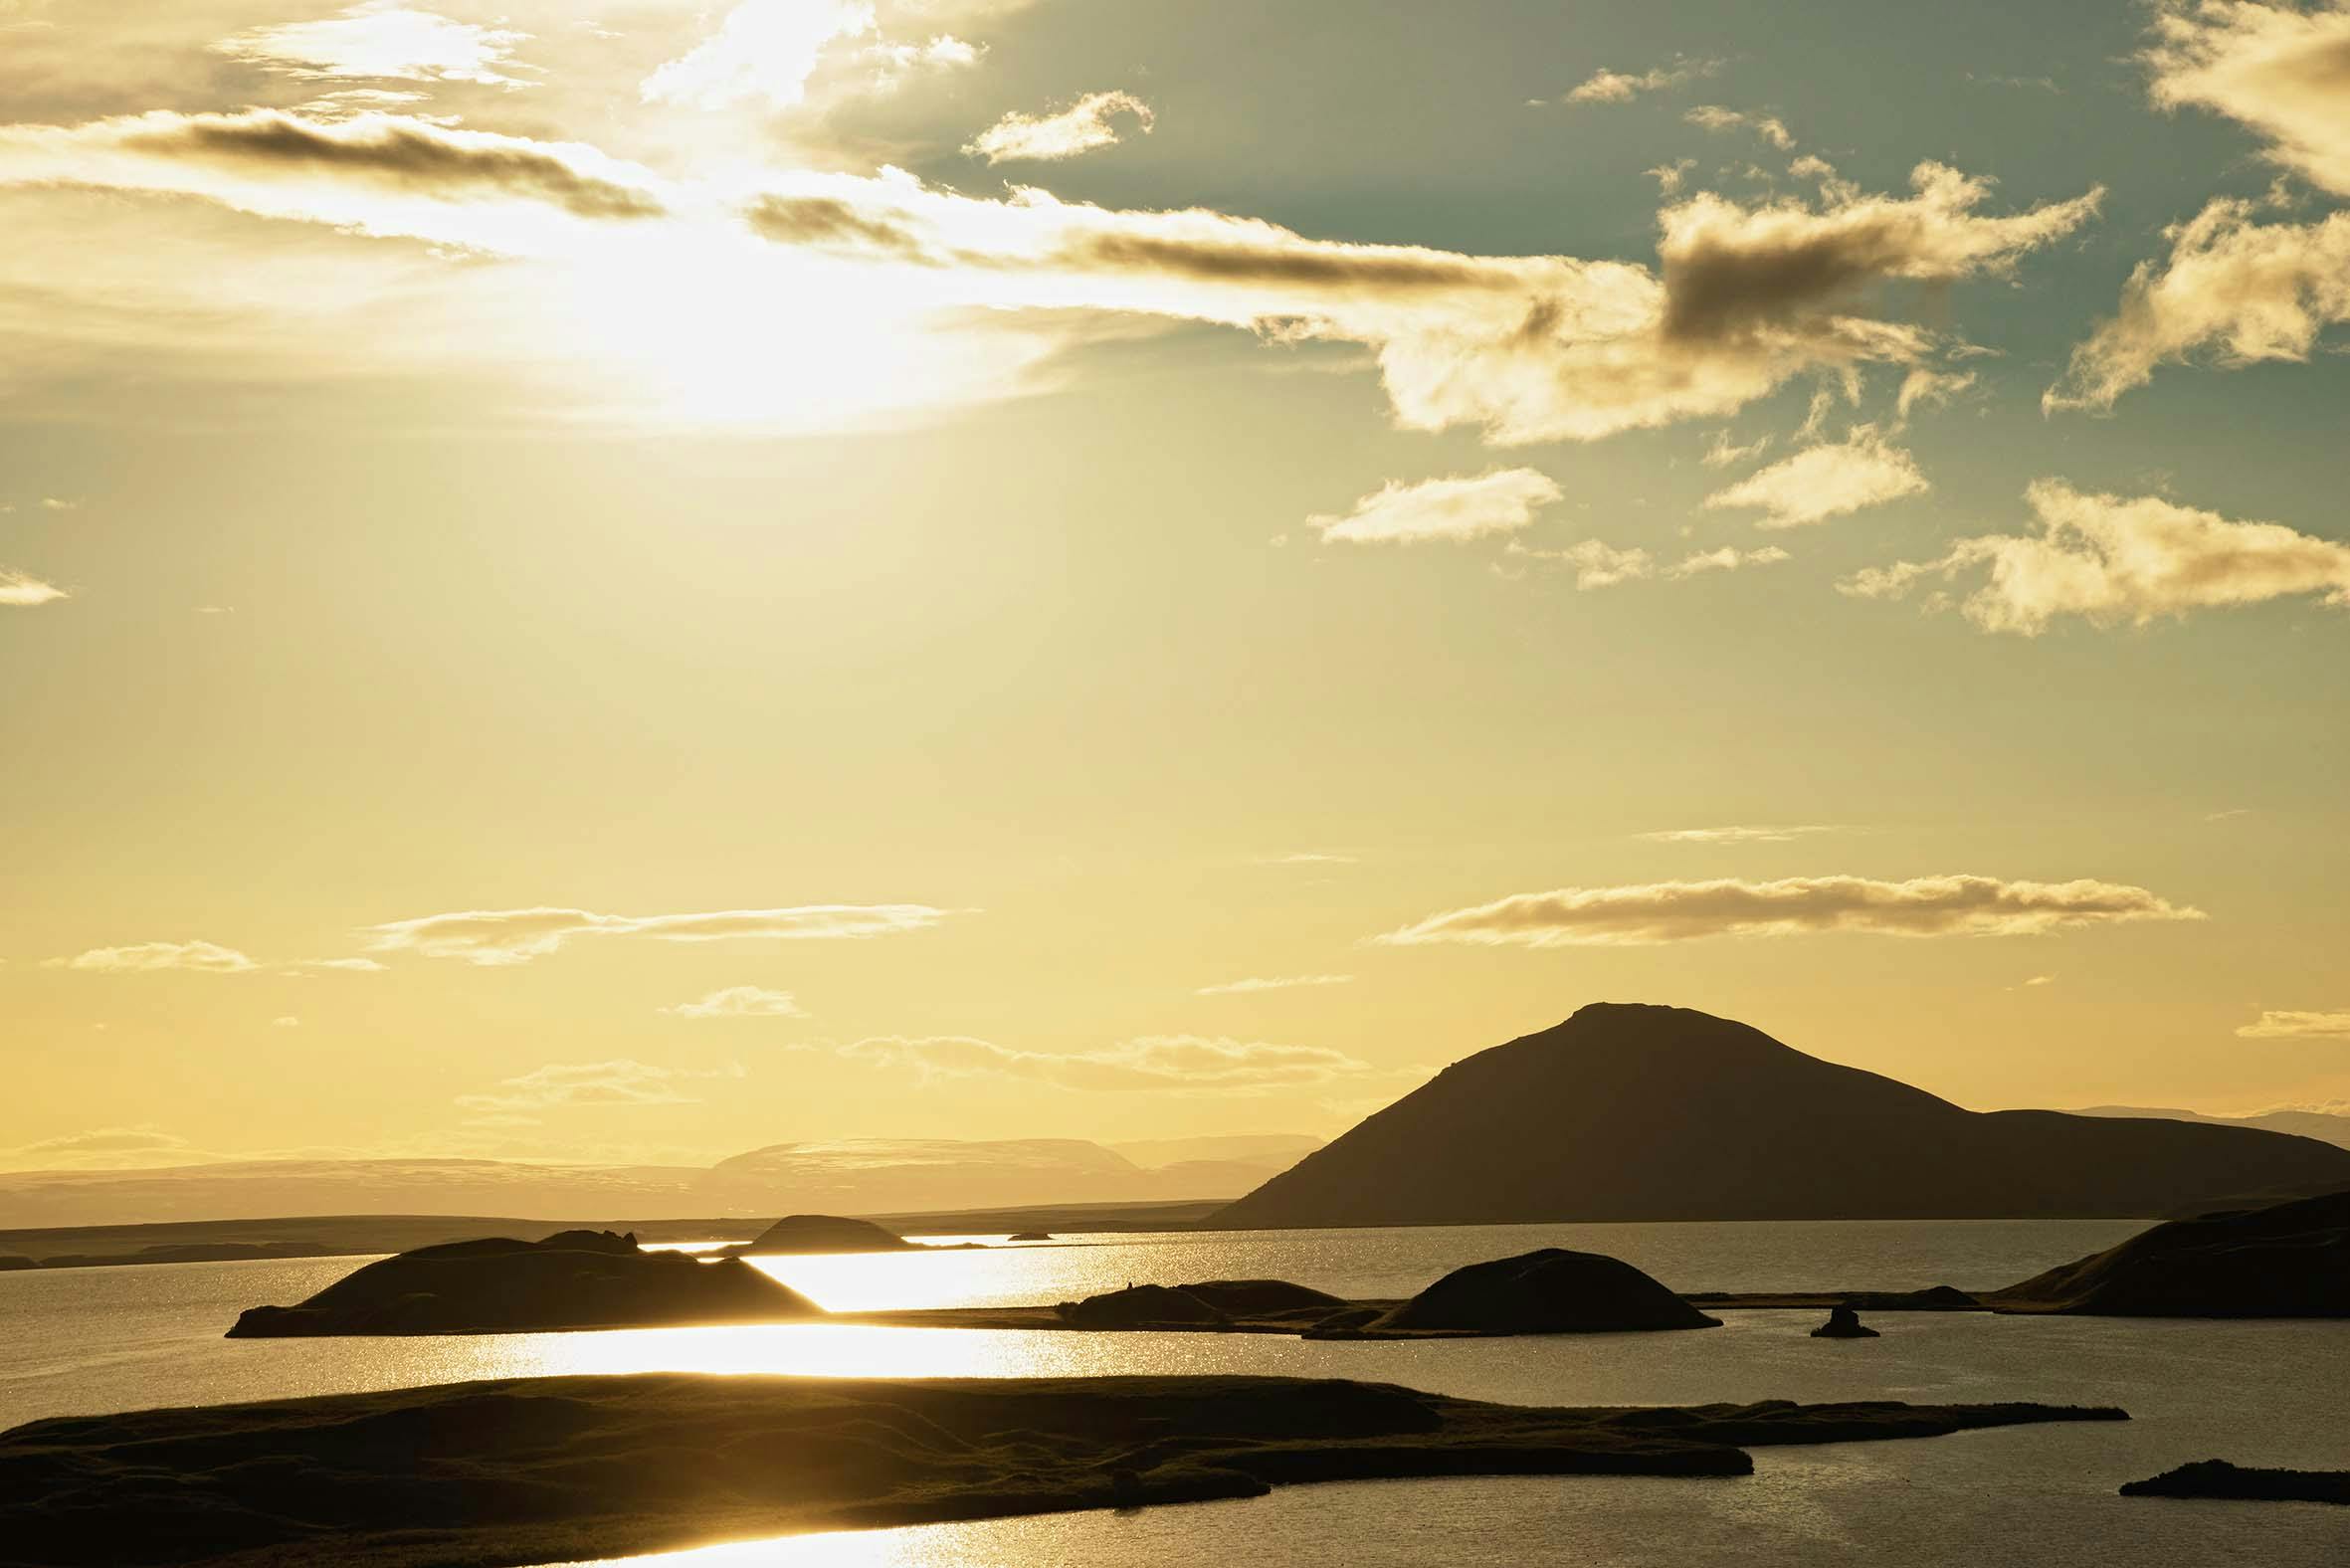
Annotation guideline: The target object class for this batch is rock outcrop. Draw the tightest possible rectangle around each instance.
[1811,1305,1879,1338]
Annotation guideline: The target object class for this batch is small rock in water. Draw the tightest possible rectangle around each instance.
[1811,1303,1880,1339]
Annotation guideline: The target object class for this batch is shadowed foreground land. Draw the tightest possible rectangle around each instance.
[0,1374,2125,1568]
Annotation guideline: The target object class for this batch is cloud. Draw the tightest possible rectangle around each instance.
[1505,539,1790,589]
[2143,0,2350,197]
[642,0,876,111]
[273,1016,301,1028]
[2024,974,2056,986]
[2046,199,2350,411]
[0,110,667,238]
[1684,105,1796,149]
[1843,478,2350,633]
[1564,59,1718,104]
[1701,429,1771,467]
[38,496,77,511]
[1665,543,1791,577]
[1195,974,1356,996]
[839,1034,1369,1092]
[1376,874,2204,946]
[1256,852,1358,866]
[49,940,259,973]
[1894,367,1976,424]
[662,984,806,1019]
[364,903,950,964]
[1636,824,1848,844]
[964,90,1154,163]
[291,956,388,973]
[1703,425,1926,527]
[456,1058,739,1112]
[0,569,66,607]
[2235,1009,2350,1040]
[0,1125,205,1171]
[1646,158,1696,194]
[1308,469,1561,544]
[212,3,532,88]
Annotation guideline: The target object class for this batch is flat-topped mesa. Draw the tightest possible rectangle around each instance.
[1333,1249,1721,1338]
[727,1214,921,1256]
[1992,1188,2349,1316]
[1214,1003,2350,1228]
[227,1229,822,1337]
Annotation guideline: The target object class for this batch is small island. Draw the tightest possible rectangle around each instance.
[2120,1460,2350,1504]
[722,1213,923,1256]
[0,1372,2129,1567]
[1810,1305,1879,1339]
[227,1230,823,1337]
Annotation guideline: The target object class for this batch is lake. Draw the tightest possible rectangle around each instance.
[2,1219,2343,1565]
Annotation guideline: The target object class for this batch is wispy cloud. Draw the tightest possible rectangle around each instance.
[1308,470,1561,544]
[363,903,951,965]
[1704,426,1927,528]
[2143,0,2350,197]
[839,1034,1369,1092]
[2047,199,2350,412]
[2236,1009,2350,1040]
[965,90,1153,163]
[48,940,259,974]
[213,3,533,89]
[0,1125,207,1171]
[1843,479,2350,633]
[1505,539,1789,589]
[641,0,874,111]
[1563,58,1719,104]
[0,569,67,607]
[1637,824,1848,844]
[661,984,806,1019]
[1195,974,1355,996]
[1257,852,1359,867]
[456,1058,742,1112]
[1684,104,1796,149]
[1376,874,2203,946]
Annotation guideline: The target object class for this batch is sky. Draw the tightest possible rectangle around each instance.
[3,0,2348,1174]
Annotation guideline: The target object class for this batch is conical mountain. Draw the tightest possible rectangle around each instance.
[1215,1004,2350,1228]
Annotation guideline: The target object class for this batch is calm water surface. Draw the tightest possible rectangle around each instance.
[3,1221,2343,1565]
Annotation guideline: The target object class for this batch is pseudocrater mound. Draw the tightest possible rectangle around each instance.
[227,1230,823,1337]
[1338,1249,1722,1338]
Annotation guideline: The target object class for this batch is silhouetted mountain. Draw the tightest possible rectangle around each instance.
[227,1229,821,1336]
[1215,1004,2350,1228]
[1995,1189,2348,1315]
[1105,1135,1326,1169]
[2072,1104,2350,1151]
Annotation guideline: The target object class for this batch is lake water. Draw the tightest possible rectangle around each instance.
[2,1220,2344,1565]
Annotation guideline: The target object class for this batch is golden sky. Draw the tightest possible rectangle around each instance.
[3,0,2348,1172]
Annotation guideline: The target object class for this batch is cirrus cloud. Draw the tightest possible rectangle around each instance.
[839,1034,1369,1093]
[1376,874,2203,946]
[48,940,259,974]
[363,903,952,965]
[2236,1009,2350,1040]
[1195,974,1355,996]
[661,984,806,1019]
[456,1058,742,1112]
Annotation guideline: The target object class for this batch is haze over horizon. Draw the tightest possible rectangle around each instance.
[5,0,2349,1178]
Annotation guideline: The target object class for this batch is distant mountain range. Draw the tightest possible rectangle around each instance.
[2069,1105,2350,1152]
[1215,1004,2350,1229]
[0,1134,1324,1230]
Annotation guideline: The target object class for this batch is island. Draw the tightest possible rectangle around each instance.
[226,1230,823,1337]
[1810,1305,1879,1339]
[0,1372,2129,1567]
[723,1213,923,1255]
[2120,1460,2350,1504]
